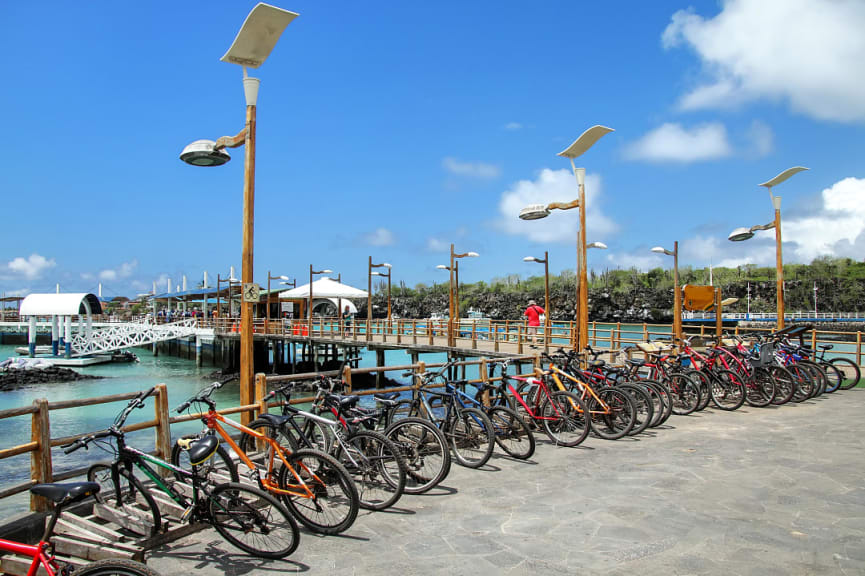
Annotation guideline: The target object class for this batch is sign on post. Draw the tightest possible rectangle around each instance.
[682,285,716,311]
[242,283,261,303]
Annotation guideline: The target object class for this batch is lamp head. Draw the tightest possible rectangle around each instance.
[728,227,755,242]
[587,242,607,250]
[523,256,539,263]
[759,166,809,189]
[772,195,782,211]
[436,265,449,270]
[221,4,299,69]
[322,269,333,274]
[558,125,615,159]
[651,246,673,256]
[382,263,392,268]
[466,252,479,258]
[519,204,550,220]
[180,140,231,167]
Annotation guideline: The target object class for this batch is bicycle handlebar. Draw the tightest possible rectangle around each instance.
[176,381,223,413]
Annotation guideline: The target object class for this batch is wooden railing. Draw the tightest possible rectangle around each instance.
[0,355,540,513]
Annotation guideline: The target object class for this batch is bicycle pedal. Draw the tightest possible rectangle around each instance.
[180,505,194,523]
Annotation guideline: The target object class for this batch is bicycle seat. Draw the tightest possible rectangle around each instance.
[374,392,400,405]
[590,359,606,368]
[327,394,360,410]
[626,358,646,367]
[31,481,100,504]
[180,435,219,466]
[819,344,833,350]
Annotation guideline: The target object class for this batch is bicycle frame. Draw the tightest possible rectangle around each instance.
[198,409,317,500]
[544,365,611,416]
[0,537,56,576]
[505,375,563,422]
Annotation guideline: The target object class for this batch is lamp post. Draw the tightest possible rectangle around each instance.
[179,3,297,418]
[309,266,333,337]
[519,125,614,351]
[448,245,479,347]
[266,272,292,334]
[523,252,550,348]
[651,242,681,340]
[728,166,808,330]
[367,259,392,341]
[371,268,392,320]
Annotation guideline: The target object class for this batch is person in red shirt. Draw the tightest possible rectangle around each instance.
[523,300,545,348]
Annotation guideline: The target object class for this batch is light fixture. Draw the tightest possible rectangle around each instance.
[179,140,231,166]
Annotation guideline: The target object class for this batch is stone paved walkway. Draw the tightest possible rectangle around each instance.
[147,391,865,575]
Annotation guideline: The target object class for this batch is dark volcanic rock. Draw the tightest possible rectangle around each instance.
[0,366,102,390]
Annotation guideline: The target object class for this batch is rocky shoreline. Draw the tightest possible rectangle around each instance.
[0,366,102,391]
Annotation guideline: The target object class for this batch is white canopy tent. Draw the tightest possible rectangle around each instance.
[18,293,103,357]
[278,277,368,317]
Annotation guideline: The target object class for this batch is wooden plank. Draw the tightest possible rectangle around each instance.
[147,491,186,517]
[55,516,122,543]
[0,554,85,576]
[52,535,137,562]
[0,441,38,460]
[92,503,154,536]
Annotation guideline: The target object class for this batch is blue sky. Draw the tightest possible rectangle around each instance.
[2,0,864,298]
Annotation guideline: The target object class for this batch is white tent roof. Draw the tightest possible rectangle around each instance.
[20,293,103,316]
[279,277,368,299]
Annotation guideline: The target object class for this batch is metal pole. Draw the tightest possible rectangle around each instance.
[774,198,785,330]
[578,170,588,351]
[367,256,372,342]
[449,245,455,347]
[673,241,682,340]
[265,271,271,335]
[387,271,392,322]
[308,265,313,338]
[543,251,550,350]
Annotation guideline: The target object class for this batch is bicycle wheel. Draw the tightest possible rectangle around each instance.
[171,434,240,483]
[685,370,712,412]
[788,364,814,403]
[820,361,844,393]
[710,370,746,411]
[385,417,451,494]
[746,367,776,407]
[208,482,300,559]
[668,373,701,416]
[799,360,826,397]
[387,399,416,424]
[447,407,495,468]
[642,379,674,426]
[474,386,513,411]
[334,430,406,511]
[87,464,161,537]
[540,391,590,447]
[277,448,359,535]
[74,558,163,576]
[589,388,636,439]
[616,384,652,436]
[831,357,861,390]
[770,365,796,405]
[487,405,535,460]
[511,381,540,429]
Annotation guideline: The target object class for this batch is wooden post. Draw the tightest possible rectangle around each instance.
[153,384,172,478]
[414,361,426,402]
[479,358,490,406]
[857,332,862,367]
[343,364,353,394]
[811,329,817,352]
[412,320,417,345]
[472,320,477,350]
[255,373,268,419]
[517,325,524,355]
[643,322,648,341]
[533,354,541,372]
[494,321,500,353]
[397,320,402,345]
[715,287,723,341]
[30,398,52,512]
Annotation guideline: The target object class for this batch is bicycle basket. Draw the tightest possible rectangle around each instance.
[753,342,775,368]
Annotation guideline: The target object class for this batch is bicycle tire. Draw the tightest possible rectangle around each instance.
[277,448,359,535]
[686,370,713,412]
[87,464,161,538]
[589,388,636,439]
[616,383,652,436]
[746,367,776,407]
[629,379,665,427]
[770,365,796,405]
[831,357,861,390]
[387,399,416,425]
[819,361,843,393]
[474,386,513,411]
[384,417,451,494]
[447,407,495,468]
[487,405,535,460]
[798,360,825,397]
[710,369,746,411]
[540,391,590,447]
[512,380,540,430]
[788,364,813,403]
[170,434,240,484]
[73,558,164,576]
[333,429,406,511]
[668,373,701,416]
[642,379,674,425]
[236,419,299,463]
[208,482,300,559]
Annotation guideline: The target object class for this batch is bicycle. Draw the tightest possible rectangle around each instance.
[395,362,496,468]
[0,482,163,576]
[67,388,300,559]
[238,380,407,511]
[499,366,590,447]
[172,382,358,535]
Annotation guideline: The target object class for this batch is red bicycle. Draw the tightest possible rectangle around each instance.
[0,482,161,576]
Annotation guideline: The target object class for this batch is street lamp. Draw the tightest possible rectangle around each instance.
[367,259,391,341]
[449,245,479,347]
[216,271,239,320]
[519,125,614,351]
[651,242,681,340]
[523,252,550,348]
[180,3,298,417]
[309,266,333,337]
[266,272,292,334]
[371,268,393,320]
[728,166,808,329]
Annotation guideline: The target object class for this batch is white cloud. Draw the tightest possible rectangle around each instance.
[442,157,500,180]
[98,260,138,282]
[663,0,865,122]
[503,122,523,131]
[8,254,55,279]
[784,177,865,261]
[624,122,732,163]
[497,168,617,243]
[426,237,449,253]
[746,120,773,158]
[364,228,395,247]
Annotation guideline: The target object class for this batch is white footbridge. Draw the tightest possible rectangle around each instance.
[67,319,201,356]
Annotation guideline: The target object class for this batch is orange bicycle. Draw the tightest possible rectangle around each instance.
[539,353,637,440]
[172,382,359,535]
